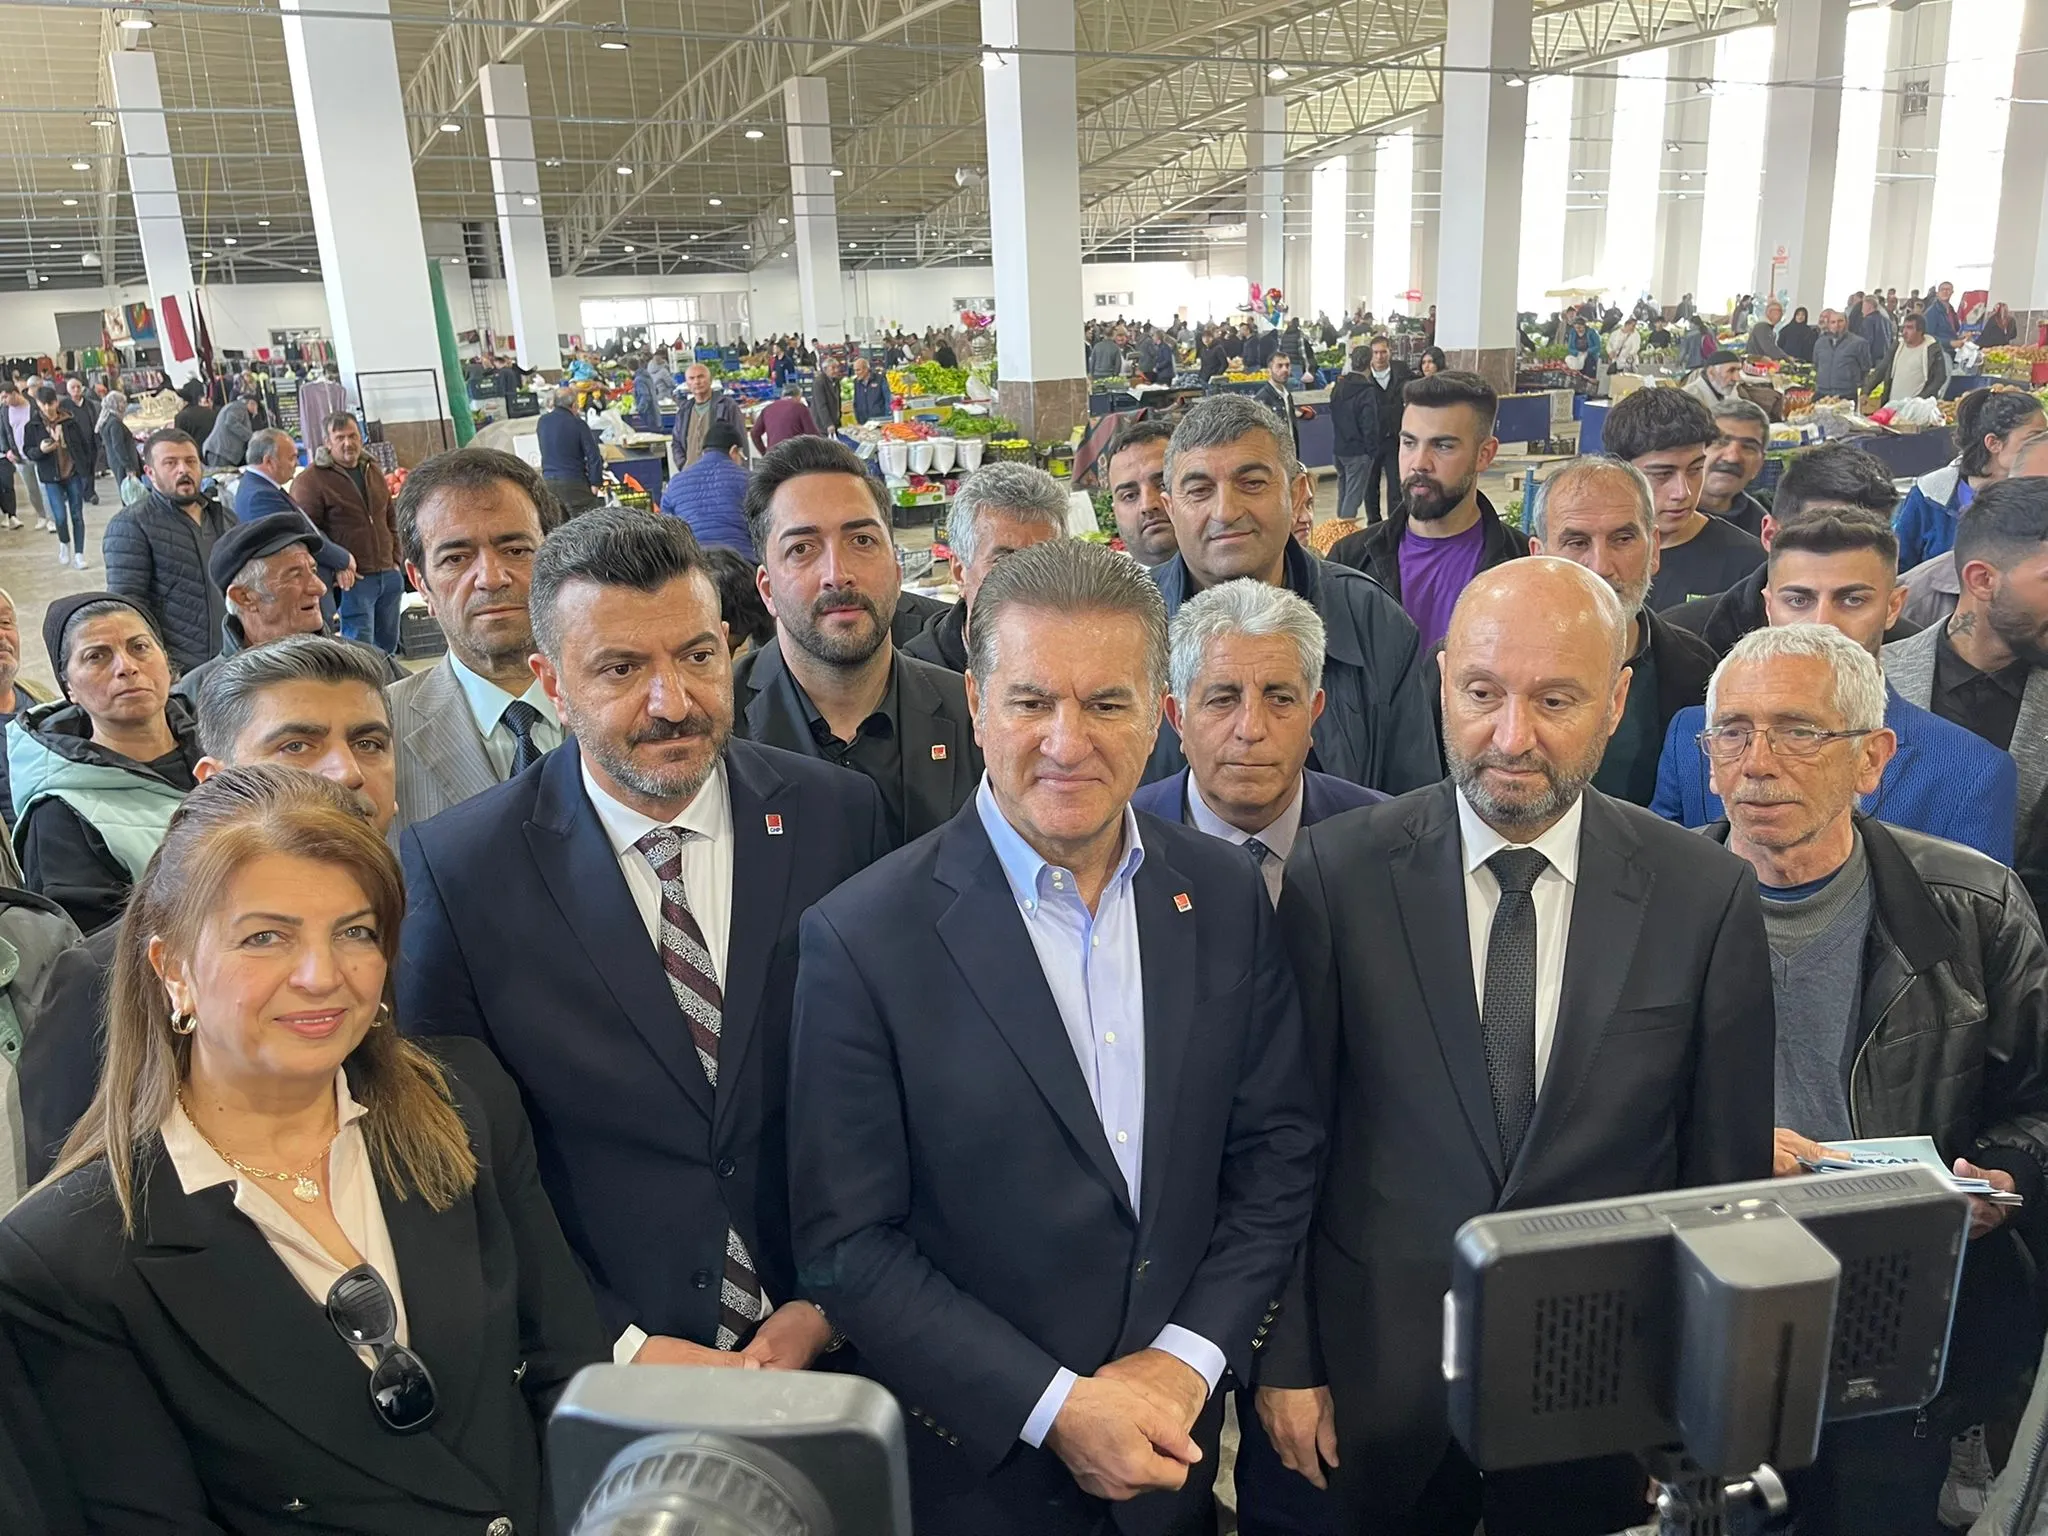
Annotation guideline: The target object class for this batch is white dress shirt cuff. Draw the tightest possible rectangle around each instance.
[613,1325,648,1365]
[1020,1367,1079,1448]
[1151,1325,1227,1393]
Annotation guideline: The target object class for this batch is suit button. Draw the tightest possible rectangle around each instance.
[487,1520,516,1536]
[1134,1259,1149,1276]
[692,1268,712,1289]
[716,1157,736,1178]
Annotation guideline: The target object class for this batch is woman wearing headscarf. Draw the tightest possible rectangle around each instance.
[95,391,141,498]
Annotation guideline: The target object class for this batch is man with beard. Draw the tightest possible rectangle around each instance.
[101,429,235,674]
[398,507,890,1373]
[1258,558,1773,1535]
[1327,371,1525,652]
[1104,419,1179,569]
[387,447,564,834]
[1150,393,1438,794]
[731,435,981,847]
[1700,624,2048,1536]
[1528,456,1718,806]
[1885,476,2048,859]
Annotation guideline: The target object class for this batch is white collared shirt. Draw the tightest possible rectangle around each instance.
[1454,788,1584,1092]
[579,756,734,986]
[159,1072,406,1365]
[445,650,562,781]
[1185,773,1306,907]
[582,756,737,1365]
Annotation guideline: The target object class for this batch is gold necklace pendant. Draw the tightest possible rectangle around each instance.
[292,1174,321,1203]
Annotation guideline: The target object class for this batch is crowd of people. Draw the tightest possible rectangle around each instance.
[4,303,2048,1536]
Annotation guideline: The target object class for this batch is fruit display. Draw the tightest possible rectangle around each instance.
[945,413,1020,439]
[986,437,1035,463]
[884,361,969,398]
[1983,347,2048,379]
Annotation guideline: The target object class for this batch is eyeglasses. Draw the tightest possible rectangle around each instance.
[1696,724,1875,762]
[326,1264,438,1434]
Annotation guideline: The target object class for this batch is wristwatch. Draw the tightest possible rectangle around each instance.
[809,1300,847,1354]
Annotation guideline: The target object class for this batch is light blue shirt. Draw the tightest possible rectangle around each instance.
[973,778,1227,1448]
[445,649,563,780]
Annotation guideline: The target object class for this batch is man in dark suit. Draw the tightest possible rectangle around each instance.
[399,508,889,1373]
[233,427,354,626]
[733,435,981,846]
[1258,557,1774,1536]
[1134,575,1377,1536]
[788,540,1321,1536]
[1355,335,1414,525]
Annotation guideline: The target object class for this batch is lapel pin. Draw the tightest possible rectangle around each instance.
[765,814,784,836]
[1174,892,1193,913]
[931,743,948,761]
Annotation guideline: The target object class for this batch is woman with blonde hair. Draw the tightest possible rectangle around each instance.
[0,764,606,1535]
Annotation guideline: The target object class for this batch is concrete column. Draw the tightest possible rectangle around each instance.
[1437,0,1530,390]
[478,64,560,373]
[1871,3,1949,298]
[107,51,200,388]
[1991,0,2048,334]
[784,75,847,345]
[1562,72,1615,283]
[1753,0,1850,309]
[981,0,1086,439]
[1245,95,1287,296]
[281,0,449,463]
[1346,149,1376,318]
[1653,43,1712,311]
[1410,105,1443,313]
[1282,164,1314,311]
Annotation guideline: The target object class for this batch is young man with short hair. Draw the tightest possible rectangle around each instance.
[1604,386,1765,612]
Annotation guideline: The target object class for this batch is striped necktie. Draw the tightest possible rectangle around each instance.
[632,826,765,1349]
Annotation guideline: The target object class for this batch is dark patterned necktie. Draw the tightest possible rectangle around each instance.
[1243,837,1274,870]
[501,699,545,777]
[632,827,765,1349]
[1481,848,1548,1169]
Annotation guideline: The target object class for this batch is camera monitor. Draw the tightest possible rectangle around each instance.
[1444,1166,1968,1480]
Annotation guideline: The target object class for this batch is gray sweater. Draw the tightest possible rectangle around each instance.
[1762,832,1873,1143]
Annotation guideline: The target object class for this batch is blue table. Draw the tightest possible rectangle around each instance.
[1579,399,1610,456]
[1858,430,1955,481]
[1494,393,1554,446]
[612,454,666,497]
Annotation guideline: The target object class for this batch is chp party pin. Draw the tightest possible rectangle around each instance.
[765,814,784,836]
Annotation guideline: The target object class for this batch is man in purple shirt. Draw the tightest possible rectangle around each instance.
[750,381,823,454]
[1327,371,1527,651]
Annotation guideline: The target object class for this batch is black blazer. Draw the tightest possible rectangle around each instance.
[0,1036,607,1536]
[1265,782,1774,1508]
[730,638,982,847]
[398,737,890,1345]
[787,802,1322,1536]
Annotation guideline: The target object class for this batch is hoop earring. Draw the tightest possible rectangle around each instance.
[169,1009,197,1036]
[372,1002,393,1030]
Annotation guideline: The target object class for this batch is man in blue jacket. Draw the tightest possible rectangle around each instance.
[1147,392,1439,794]
[536,385,605,515]
[233,427,353,627]
[658,421,754,561]
[1652,508,2016,862]
[849,356,891,425]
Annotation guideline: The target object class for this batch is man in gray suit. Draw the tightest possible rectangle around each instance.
[389,446,565,834]
[1883,476,2048,851]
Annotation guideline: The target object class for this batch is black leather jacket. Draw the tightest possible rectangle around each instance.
[1708,814,2048,1211]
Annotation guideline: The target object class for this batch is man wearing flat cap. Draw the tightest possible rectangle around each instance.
[172,512,404,705]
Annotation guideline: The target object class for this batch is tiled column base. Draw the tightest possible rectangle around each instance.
[998,377,1089,446]
[1444,348,1518,397]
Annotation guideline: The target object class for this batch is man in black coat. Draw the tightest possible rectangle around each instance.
[1325,347,1377,524]
[400,510,890,1371]
[1354,336,1414,525]
[732,436,981,846]
[102,429,234,674]
[1529,456,1719,806]
[1258,558,1774,1535]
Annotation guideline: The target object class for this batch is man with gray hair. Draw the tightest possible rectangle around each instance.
[1699,397,1772,540]
[1700,622,2048,1536]
[1152,391,1438,794]
[789,537,1320,1536]
[1134,578,1385,905]
[233,425,356,625]
[1261,557,1772,1532]
[906,460,1068,673]
[1530,455,1718,805]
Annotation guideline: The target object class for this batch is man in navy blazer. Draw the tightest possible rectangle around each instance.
[1651,508,2018,862]
[233,426,353,625]
[400,509,889,1372]
[1133,578,1380,1536]
[789,541,1321,1536]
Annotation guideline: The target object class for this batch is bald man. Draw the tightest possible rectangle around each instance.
[1260,559,1775,1536]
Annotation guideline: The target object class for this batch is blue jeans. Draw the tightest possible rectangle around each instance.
[339,567,403,653]
[47,475,89,551]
